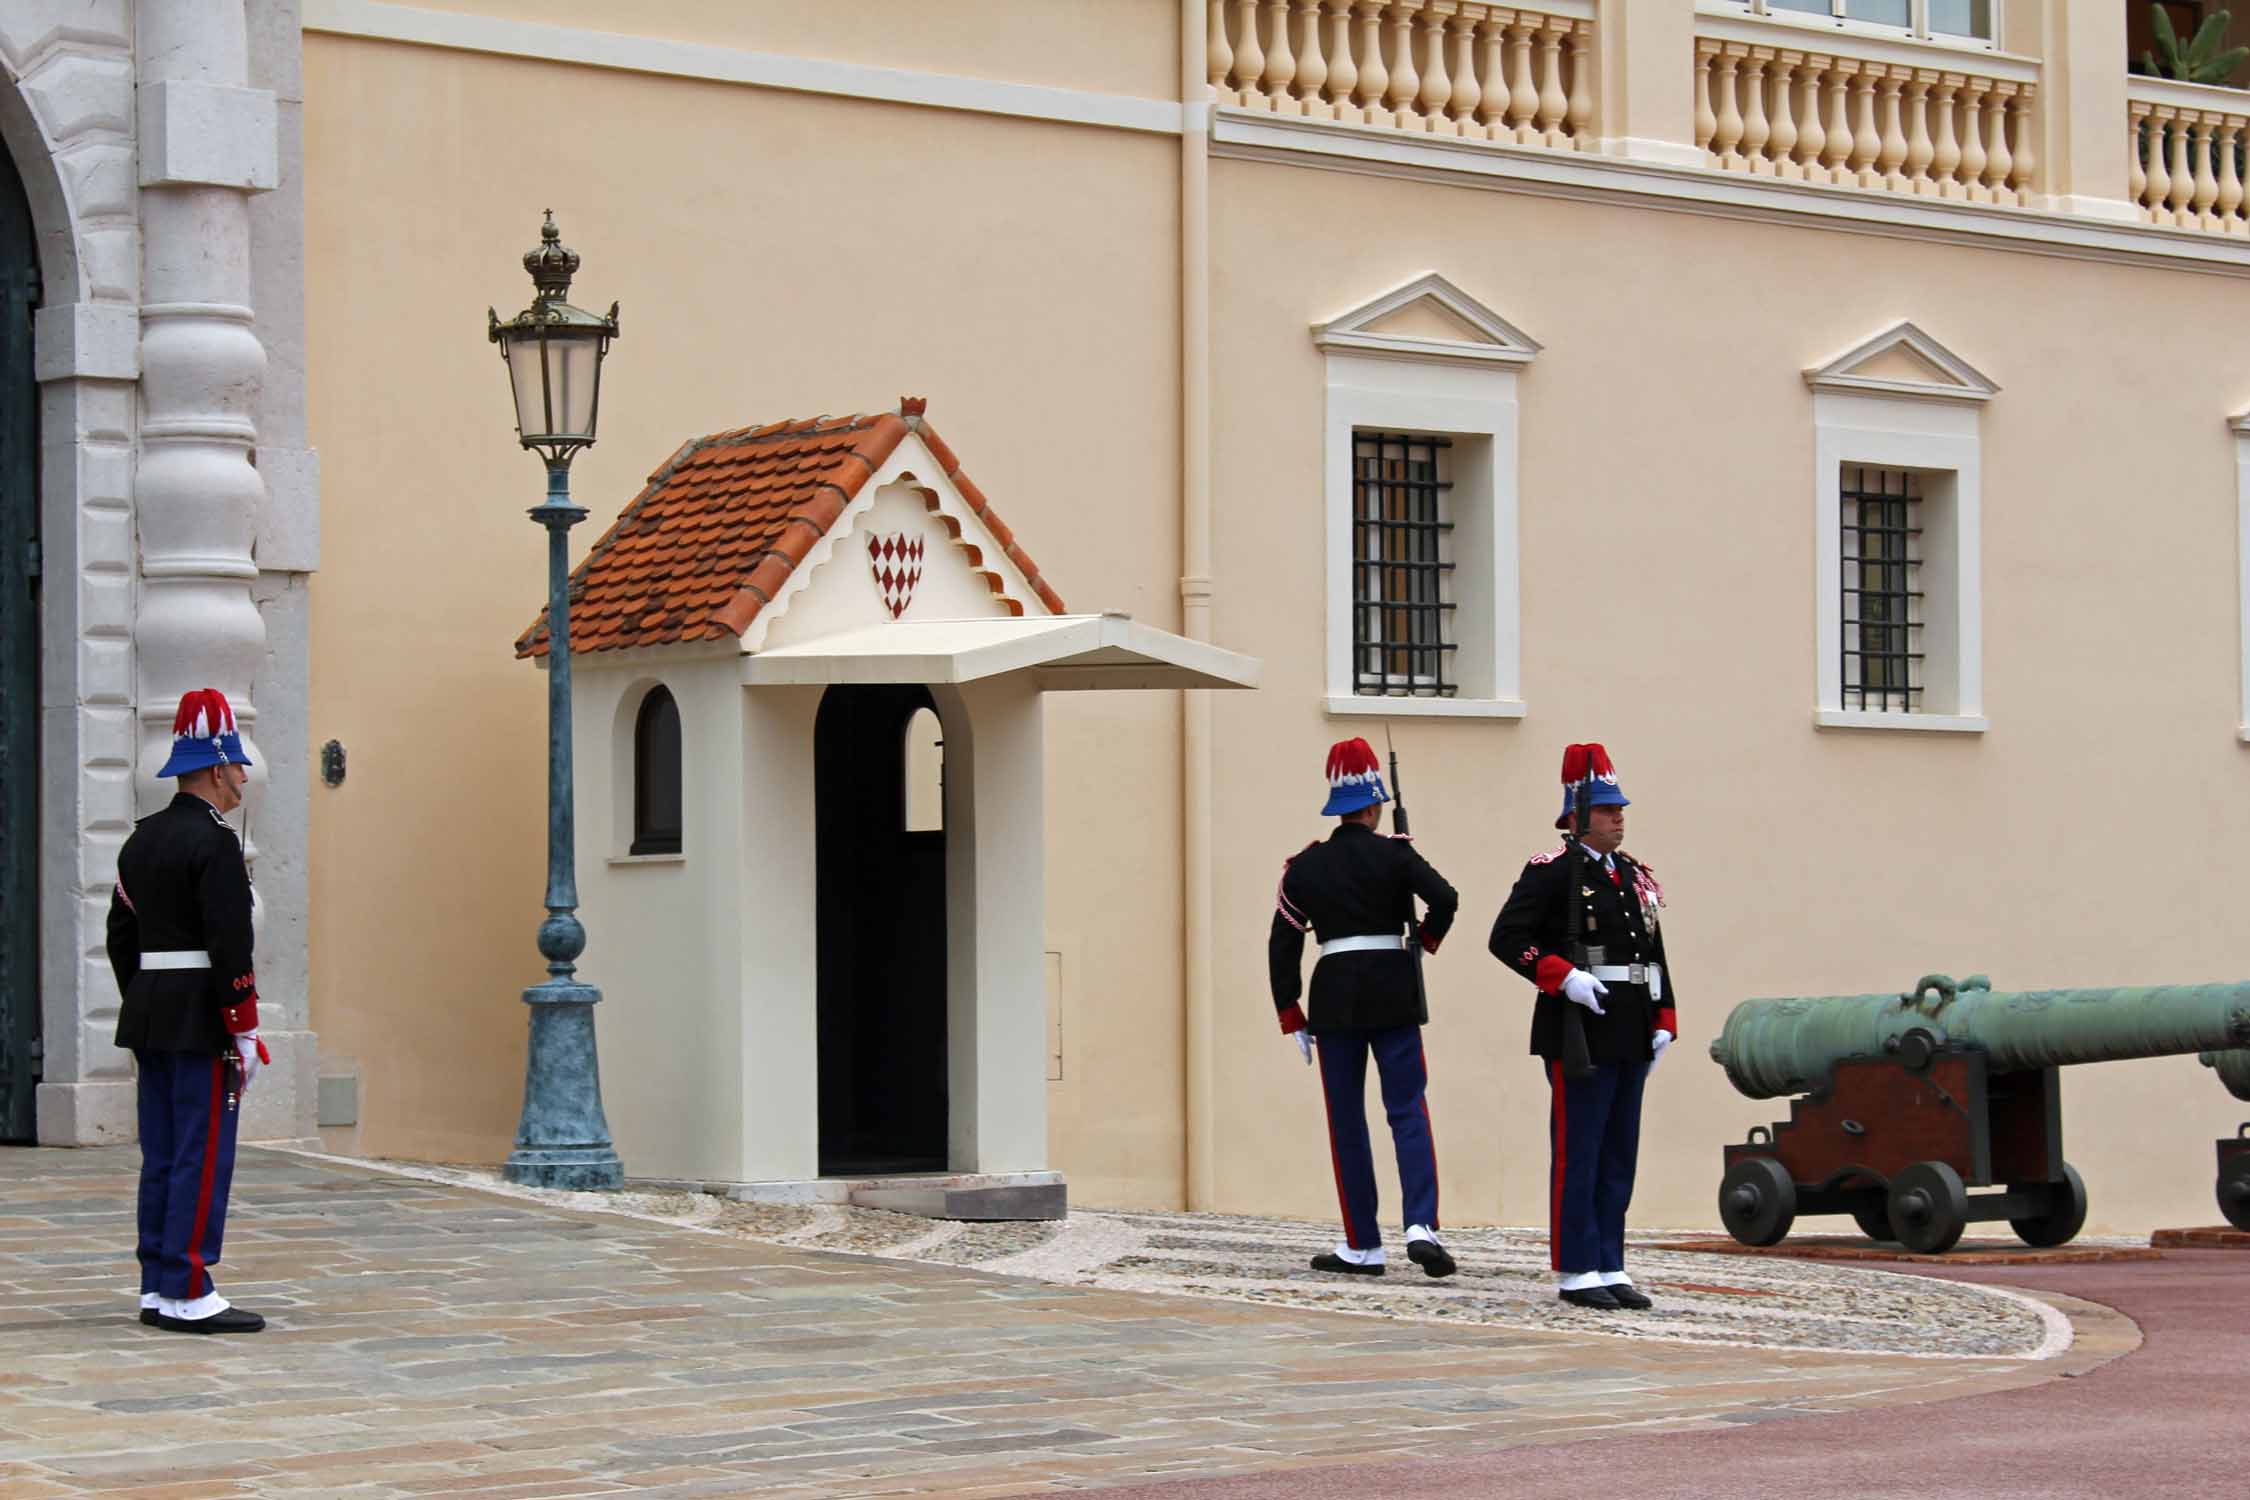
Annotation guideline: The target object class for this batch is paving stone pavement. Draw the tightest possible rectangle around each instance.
[0,1148,2132,1499]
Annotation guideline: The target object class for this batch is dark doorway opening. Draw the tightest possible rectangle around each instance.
[0,144,42,1143]
[815,685,947,1175]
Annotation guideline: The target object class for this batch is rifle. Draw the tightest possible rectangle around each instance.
[1560,752,1598,1081]
[1383,727,1430,1026]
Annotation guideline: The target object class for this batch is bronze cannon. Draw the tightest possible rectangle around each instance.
[2202,1047,2250,1231]
[1708,975,2250,1253]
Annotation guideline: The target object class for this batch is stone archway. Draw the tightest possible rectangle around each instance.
[0,135,37,1140]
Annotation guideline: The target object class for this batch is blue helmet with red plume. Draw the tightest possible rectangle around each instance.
[1554,742,1629,830]
[156,688,253,779]
[1321,737,1390,817]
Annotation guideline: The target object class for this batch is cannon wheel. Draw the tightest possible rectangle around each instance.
[1718,1156,1796,1247]
[2220,1154,2250,1233]
[2011,1163,2088,1248]
[1850,1196,1894,1243]
[1887,1161,1968,1254]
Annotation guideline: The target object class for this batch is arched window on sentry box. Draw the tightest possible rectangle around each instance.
[631,685,683,855]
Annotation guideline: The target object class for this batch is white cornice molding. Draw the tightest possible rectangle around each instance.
[1312,271,1542,370]
[1213,112,2250,278]
[1806,321,1998,404]
[302,0,1185,137]
[2126,74,2250,116]
[2230,408,2250,435]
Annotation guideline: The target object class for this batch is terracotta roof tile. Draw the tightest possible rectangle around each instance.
[517,403,1065,658]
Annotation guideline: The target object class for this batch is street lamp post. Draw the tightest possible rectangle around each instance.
[489,212,624,1190]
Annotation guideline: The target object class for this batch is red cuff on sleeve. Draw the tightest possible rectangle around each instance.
[221,997,259,1035]
[1420,929,1441,956]
[1534,955,1574,994]
[1278,1003,1308,1035]
[1655,1007,1677,1037]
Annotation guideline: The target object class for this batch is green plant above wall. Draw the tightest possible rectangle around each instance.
[2146,4,2250,87]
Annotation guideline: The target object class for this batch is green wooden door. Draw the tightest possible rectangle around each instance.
[0,147,41,1142]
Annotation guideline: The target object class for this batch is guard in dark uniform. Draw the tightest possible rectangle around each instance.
[109,689,269,1334]
[1269,738,1460,1277]
[1489,743,1676,1310]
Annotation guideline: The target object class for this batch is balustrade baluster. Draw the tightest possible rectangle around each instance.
[1983,82,2015,204]
[1263,0,1300,115]
[1821,63,1853,185]
[1417,4,1454,135]
[1848,65,1881,188]
[1713,47,1746,170]
[1506,13,1539,142]
[1325,0,1360,121]
[1295,0,1332,119]
[1208,0,1236,105]
[1232,0,1267,107]
[1387,4,1423,128]
[1741,52,1773,173]
[1769,54,1801,179]
[1565,20,1592,147]
[1932,77,1963,197]
[2144,109,2173,221]
[2128,103,2150,217]
[1478,8,1513,139]
[1353,1,1390,126]
[1445,8,1482,138]
[1876,72,1907,190]
[2218,122,2245,233]
[1903,71,1935,192]
[1957,78,1989,200]
[1794,60,1827,179]
[1535,17,1569,147]
[1694,41,1718,157]
[2167,106,2195,224]
[2007,87,2037,205]
[2192,114,2221,228]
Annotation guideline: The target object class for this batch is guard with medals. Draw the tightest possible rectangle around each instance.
[108,689,270,1334]
[1269,738,1460,1278]
[1489,743,1676,1310]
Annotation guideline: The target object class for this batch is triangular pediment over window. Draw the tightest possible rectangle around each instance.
[1805,322,1998,404]
[1312,272,1542,370]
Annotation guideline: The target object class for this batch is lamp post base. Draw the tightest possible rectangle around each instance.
[504,979,623,1190]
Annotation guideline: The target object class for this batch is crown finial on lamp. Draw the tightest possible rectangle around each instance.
[523,210,581,303]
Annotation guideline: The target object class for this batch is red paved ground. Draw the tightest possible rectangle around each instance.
[1089,1249,2250,1500]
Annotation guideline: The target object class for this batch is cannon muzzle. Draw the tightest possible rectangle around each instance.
[2203,1047,2250,1102]
[1708,974,2250,1100]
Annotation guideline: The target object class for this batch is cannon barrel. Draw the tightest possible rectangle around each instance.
[1709,974,2250,1100]
[2204,1047,2250,1102]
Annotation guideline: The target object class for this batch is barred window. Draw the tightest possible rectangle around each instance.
[1839,465,1923,712]
[1351,431,1456,697]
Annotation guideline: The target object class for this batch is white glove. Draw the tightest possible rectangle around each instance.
[1560,968,1609,1016]
[1651,1028,1674,1066]
[234,1033,264,1092]
[1294,1031,1314,1066]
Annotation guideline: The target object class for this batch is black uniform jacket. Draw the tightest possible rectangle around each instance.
[1488,843,1677,1065]
[1269,822,1459,1033]
[108,794,259,1054]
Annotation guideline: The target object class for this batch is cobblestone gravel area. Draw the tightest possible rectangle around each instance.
[0,1148,2129,1500]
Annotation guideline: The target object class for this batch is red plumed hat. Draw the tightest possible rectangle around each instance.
[1555,741,1628,829]
[1321,737,1389,816]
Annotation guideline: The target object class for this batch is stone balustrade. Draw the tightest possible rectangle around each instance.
[1207,0,1595,150]
[2128,78,2250,236]
[1694,36,2038,206]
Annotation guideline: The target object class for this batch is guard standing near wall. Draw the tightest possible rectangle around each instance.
[1490,743,1675,1309]
[1269,738,1460,1278]
[108,689,270,1334]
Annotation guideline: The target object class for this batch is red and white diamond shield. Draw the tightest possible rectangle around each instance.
[866,532,925,620]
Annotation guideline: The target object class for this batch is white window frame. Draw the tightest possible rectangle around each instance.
[1701,0,2002,50]
[2232,410,2250,742]
[1807,323,1995,733]
[1314,274,1539,720]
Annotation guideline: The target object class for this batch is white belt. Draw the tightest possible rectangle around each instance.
[140,951,212,971]
[1319,934,1406,957]
[1590,962,1663,1000]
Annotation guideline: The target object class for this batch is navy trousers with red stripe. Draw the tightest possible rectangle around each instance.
[1547,1057,1649,1273]
[1315,1025,1439,1250]
[135,1048,240,1301]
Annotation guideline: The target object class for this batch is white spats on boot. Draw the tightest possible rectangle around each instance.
[1557,1269,1606,1291]
[158,1291,232,1321]
[1332,1242,1385,1266]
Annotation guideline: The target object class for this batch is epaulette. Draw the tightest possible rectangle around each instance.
[1526,844,1569,866]
[1386,832,1415,843]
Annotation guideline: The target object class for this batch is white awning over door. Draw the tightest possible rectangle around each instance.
[740,613,1260,692]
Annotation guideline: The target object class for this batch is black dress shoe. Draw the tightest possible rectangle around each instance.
[1558,1285,1623,1310]
[138,1307,159,1327]
[1309,1253,1385,1277]
[1406,1239,1457,1278]
[1608,1284,1653,1310]
[154,1306,266,1334]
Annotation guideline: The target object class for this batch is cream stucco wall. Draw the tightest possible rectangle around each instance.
[1208,157,2250,1235]
[303,32,1185,1182]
